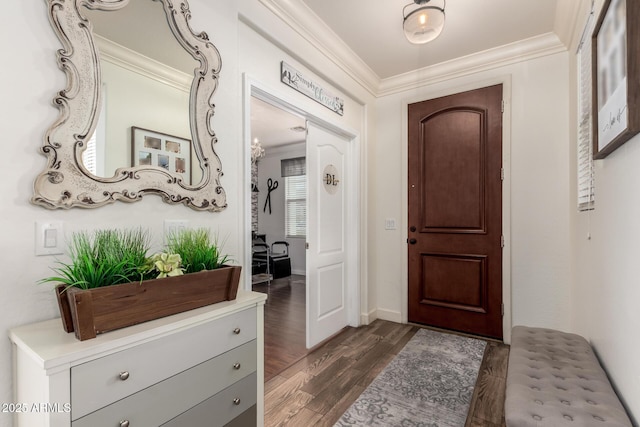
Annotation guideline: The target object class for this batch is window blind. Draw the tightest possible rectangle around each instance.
[577,12,595,211]
[281,156,306,177]
[82,133,97,175]
[282,157,306,238]
[82,85,107,176]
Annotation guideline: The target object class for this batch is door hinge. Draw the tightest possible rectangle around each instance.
[500,167,504,181]
[501,303,504,316]
[500,235,505,248]
[306,242,309,249]
[501,99,505,113]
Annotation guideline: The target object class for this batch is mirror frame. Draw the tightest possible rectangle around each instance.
[33,0,227,211]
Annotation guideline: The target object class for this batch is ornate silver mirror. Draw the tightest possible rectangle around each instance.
[33,0,226,211]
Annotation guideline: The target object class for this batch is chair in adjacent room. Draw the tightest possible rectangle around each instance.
[251,241,271,285]
[269,241,292,280]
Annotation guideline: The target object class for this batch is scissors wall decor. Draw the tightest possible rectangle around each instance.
[263,178,278,214]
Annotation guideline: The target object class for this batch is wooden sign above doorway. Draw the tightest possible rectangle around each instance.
[280,61,344,116]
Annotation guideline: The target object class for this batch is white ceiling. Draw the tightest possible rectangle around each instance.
[300,0,563,80]
[251,0,585,148]
[251,97,306,148]
[252,0,583,148]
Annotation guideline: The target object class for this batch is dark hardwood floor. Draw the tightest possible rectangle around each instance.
[254,276,509,427]
[253,275,308,381]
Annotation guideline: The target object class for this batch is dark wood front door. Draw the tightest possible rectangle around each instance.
[408,84,503,339]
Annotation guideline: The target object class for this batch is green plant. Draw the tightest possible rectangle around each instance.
[165,228,230,273]
[41,228,151,290]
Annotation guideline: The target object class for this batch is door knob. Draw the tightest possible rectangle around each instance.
[409,238,417,245]
[410,226,417,232]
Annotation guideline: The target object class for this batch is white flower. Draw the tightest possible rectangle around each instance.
[148,253,184,278]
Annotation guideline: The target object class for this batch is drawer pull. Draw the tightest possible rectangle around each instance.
[118,371,130,381]
[233,398,241,405]
[233,362,241,370]
[120,420,130,427]
[233,327,241,335]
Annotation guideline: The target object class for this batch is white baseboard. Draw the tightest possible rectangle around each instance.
[376,309,403,323]
[360,309,378,325]
[291,269,305,276]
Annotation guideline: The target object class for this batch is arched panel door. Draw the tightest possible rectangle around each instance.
[408,84,503,339]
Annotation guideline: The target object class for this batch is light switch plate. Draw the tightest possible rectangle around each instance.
[164,220,189,245]
[385,218,397,230]
[35,221,64,256]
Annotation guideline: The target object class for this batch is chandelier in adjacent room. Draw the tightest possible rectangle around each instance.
[251,138,265,164]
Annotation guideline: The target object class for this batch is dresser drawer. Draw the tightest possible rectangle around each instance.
[162,373,257,427]
[71,307,256,420]
[72,341,257,427]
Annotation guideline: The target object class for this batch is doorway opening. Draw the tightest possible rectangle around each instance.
[249,95,309,380]
[243,77,362,380]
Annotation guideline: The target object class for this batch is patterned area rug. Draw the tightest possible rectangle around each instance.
[335,328,486,427]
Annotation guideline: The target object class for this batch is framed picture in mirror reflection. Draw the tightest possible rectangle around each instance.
[131,126,192,184]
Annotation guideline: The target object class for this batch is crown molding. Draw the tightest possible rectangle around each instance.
[553,0,584,51]
[95,35,191,92]
[257,1,569,98]
[566,0,596,53]
[263,141,306,156]
[378,33,567,96]
[258,0,380,96]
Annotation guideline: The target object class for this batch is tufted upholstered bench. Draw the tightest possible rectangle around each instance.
[505,326,632,426]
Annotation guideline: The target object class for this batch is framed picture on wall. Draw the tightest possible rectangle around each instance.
[131,127,192,184]
[592,0,640,159]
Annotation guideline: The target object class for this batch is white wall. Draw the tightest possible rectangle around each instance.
[5,0,637,424]
[569,2,640,421]
[0,2,240,426]
[236,10,374,317]
[256,143,306,275]
[100,61,193,180]
[572,140,640,423]
[373,52,573,332]
[0,4,371,425]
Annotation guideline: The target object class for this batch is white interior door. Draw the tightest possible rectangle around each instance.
[306,121,349,348]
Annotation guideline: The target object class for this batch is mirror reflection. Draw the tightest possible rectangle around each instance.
[83,1,202,185]
[34,0,225,211]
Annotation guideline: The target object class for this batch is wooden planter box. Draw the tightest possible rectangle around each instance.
[55,265,241,341]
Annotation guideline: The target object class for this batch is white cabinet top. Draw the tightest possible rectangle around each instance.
[9,290,267,373]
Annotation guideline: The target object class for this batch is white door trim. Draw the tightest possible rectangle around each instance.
[400,75,513,344]
[242,74,362,329]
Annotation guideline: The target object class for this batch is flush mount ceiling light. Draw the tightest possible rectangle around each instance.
[403,0,446,44]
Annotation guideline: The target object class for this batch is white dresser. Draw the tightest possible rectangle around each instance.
[9,290,267,427]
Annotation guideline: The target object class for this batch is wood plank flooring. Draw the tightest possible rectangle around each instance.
[466,340,509,427]
[253,275,308,382]
[254,276,509,426]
